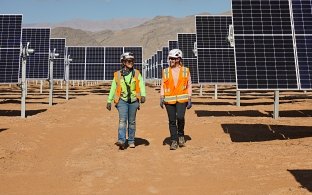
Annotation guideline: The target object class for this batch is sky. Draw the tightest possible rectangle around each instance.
[1,0,231,24]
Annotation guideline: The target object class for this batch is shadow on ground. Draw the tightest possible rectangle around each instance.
[135,137,150,147]
[266,110,312,117]
[288,169,312,192]
[0,128,8,133]
[0,109,47,117]
[195,110,269,117]
[222,124,312,142]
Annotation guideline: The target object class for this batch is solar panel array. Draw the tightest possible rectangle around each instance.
[0,15,22,84]
[50,38,66,80]
[66,46,142,81]
[292,0,312,89]
[196,15,235,84]
[178,33,198,84]
[22,28,51,80]
[232,0,298,90]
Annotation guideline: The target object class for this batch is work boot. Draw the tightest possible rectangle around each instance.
[178,136,185,147]
[116,141,125,150]
[170,140,178,150]
[129,143,135,148]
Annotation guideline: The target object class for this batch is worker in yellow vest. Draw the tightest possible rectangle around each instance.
[160,49,192,150]
[106,52,146,150]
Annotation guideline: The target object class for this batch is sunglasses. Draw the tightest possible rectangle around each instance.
[125,60,134,63]
[169,57,179,61]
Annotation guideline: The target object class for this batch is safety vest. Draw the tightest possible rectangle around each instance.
[113,69,141,104]
[162,66,189,104]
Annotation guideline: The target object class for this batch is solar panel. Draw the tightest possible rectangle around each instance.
[232,0,298,90]
[154,53,157,78]
[168,40,178,51]
[105,47,123,80]
[147,58,152,79]
[69,63,85,81]
[178,33,198,84]
[196,15,235,84]
[21,28,51,80]
[157,50,162,79]
[67,46,86,80]
[124,46,143,73]
[151,54,154,78]
[50,38,66,80]
[292,0,312,89]
[178,33,196,58]
[162,47,169,69]
[85,47,105,81]
[0,15,22,84]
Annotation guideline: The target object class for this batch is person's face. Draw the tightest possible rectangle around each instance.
[123,59,134,68]
[169,57,180,67]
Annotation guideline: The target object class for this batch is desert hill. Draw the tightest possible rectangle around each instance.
[50,12,229,60]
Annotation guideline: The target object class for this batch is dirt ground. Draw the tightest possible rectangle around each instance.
[1,81,312,194]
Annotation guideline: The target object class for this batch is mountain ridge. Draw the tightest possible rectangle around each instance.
[50,12,231,60]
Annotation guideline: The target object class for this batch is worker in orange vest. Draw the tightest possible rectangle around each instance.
[106,52,146,150]
[160,49,192,150]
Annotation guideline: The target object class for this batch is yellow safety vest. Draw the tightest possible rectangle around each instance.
[113,69,141,103]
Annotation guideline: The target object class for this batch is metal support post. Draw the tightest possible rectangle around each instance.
[21,56,27,118]
[21,42,34,118]
[65,54,72,101]
[273,90,279,119]
[49,48,59,106]
[40,80,43,93]
[236,90,240,107]
[214,84,218,99]
[199,84,203,97]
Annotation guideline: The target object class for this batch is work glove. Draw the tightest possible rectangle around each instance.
[160,97,164,109]
[186,99,192,109]
[106,103,111,111]
[140,96,146,104]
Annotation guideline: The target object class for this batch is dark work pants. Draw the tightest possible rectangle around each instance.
[165,102,187,141]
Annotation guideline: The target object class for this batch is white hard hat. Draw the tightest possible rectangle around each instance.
[168,49,183,59]
[120,52,135,62]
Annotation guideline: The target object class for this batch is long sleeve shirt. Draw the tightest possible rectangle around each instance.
[160,65,192,97]
[107,70,146,103]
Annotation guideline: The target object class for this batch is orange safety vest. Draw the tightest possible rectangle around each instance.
[162,66,190,104]
[113,69,141,104]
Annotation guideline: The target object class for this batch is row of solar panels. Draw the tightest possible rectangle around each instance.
[145,15,236,86]
[67,46,142,81]
[145,0,312,91]
[0,15,143,83]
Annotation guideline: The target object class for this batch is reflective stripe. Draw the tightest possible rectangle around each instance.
[183,67,187,77]
[177,94,189,101]
[164,96,177,102]
[164,68,169,79]
[164,94,188,102]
